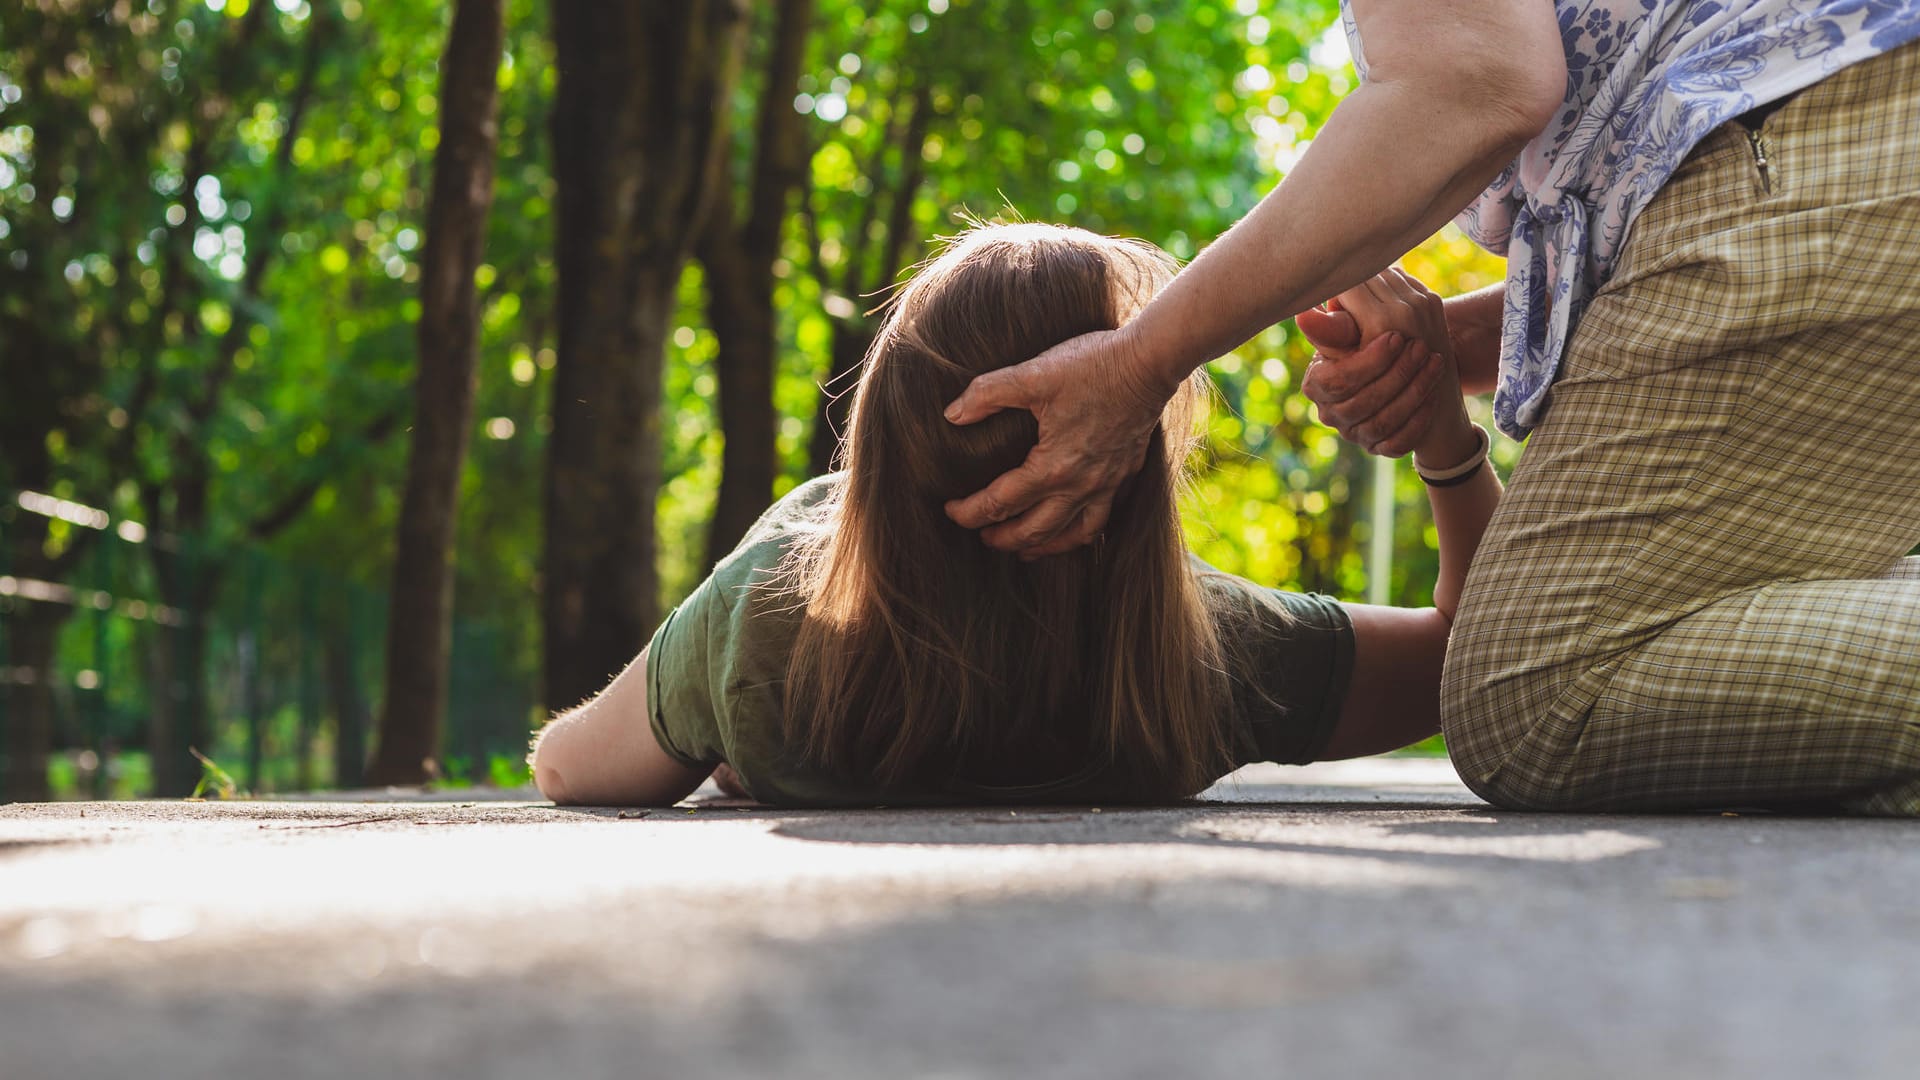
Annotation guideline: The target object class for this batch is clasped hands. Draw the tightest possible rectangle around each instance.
[942,268,1475,557]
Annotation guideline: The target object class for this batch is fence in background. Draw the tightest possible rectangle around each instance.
[0,490,539,799]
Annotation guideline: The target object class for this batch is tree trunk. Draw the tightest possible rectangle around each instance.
[1,605,66,803]
[699,0,817,568]
[806,84,933,477]
[326,624,370,789]
[145,528,222,798]
[700,200,781,567]
[807,325,875,475]
[543,0,748,711]
[150,610,216,798]
[1,425,60,802]
[367,0,505,786]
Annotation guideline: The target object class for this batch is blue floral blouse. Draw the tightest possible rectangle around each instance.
[1338,1,1920,438]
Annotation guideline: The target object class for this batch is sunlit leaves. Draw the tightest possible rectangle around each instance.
[12,0,1520,768]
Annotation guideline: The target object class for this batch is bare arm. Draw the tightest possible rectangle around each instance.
[1317,603,1447,758]
[943,0,1562,555]
[1445,283,1504,396]
[1119,4,1558,384]
[528,645,711,806]
[1318,451,1502,759]
[1309,273,1503,759]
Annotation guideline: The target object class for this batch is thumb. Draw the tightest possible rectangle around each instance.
[1295,306,1361,351]
[944,366,1026,426]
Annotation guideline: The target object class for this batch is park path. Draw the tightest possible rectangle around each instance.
[2,759,1915,1079]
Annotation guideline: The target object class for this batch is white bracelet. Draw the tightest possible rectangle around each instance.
[1414,423,1490,487]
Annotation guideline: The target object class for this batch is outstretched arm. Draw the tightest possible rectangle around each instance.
[529,646,711,806]
[942,0,1562,556]
[1308,272,1503,759]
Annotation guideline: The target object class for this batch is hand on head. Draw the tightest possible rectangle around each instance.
[940,325,1173,558]
[1299,268,1473,465]
[940,264,1474,558]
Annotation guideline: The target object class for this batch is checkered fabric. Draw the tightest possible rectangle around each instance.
[1440,40,1920,815]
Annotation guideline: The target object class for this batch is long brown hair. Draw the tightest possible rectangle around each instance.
[781,223,1231,799]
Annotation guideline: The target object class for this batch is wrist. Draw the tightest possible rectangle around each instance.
[1412,412,1480,472]
[1115,319,1193,410]
[1414,421,1489,487]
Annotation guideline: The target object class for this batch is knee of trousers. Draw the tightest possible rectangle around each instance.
[1439,647,1596,811]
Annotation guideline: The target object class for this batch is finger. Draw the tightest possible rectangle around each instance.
[1360,273,1413,326]
[1313,402,1365,441]
[1331,275,1412,344]
[1019,496,1114,560]
[980,492,1087,554]
[1389,266,1438,304]
[1385,269,1446,333]
[1314,401,1356,437]
[1331,278,1391,329]
[1388,268,1449,335]
[1352,347,1449,450]
[1294,306,1361,352]
[1318,340,1433,433]
[1369,273,1422,334]
[1370,409,1439,459]
[945,461,1049,529]
[1384,267,1424,305]
[1301,331,1408,405]
[1301,358,1340,408]
[1303,359,1355,428]
[1362,273,1401,307]
[944,366,1027,427]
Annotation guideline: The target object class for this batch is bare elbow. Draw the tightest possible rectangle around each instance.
[1487,51,1566,148]
[1462,8,1569,148]
[530,722,580,804]
[534,762,576,805]
[1433,48,1564,159]
[1370,14,1567,154]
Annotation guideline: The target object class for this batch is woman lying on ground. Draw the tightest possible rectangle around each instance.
[529,223,1497,807]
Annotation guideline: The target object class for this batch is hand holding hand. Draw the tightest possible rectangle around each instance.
[1298,269,1476,468]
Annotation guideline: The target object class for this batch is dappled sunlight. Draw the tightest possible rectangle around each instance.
[1175,814,1665,864]
[2,0,1504,800]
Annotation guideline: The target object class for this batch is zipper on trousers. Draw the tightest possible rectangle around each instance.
[1745,127,1773,194]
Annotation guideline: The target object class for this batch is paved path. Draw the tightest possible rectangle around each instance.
[2,759,1915,1079]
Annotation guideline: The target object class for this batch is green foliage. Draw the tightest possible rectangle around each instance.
[436,751,533,790]
[4,0,1505,795]
[188,746,240,800]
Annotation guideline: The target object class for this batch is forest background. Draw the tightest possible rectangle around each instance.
[0,0,1507,801]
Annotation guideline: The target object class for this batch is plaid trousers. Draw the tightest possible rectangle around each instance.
[1441,41,1920,815]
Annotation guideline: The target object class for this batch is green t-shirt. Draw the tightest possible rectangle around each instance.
[647,474,1355,806]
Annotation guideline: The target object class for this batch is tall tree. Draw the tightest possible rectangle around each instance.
[0,0,309,796]
[802,78,932,476]
[367,0,506,786]
[697,0,817,566]
[543,0,747,711]
[0,10,89,801]
[132,3,341,796]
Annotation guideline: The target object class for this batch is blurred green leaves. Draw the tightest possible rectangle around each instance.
[3,0,1507,787]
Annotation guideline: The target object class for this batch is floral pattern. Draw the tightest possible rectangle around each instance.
[1339,1,1920,438]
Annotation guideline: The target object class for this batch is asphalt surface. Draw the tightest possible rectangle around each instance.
[2,758,1916,1080]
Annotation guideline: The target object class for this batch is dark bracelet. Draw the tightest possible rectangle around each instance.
[1414,423,1490,487]
[1420,458,1485,487]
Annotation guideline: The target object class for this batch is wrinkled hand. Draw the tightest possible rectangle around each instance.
[942,326,1176,558]
[1298,269,1469,462]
